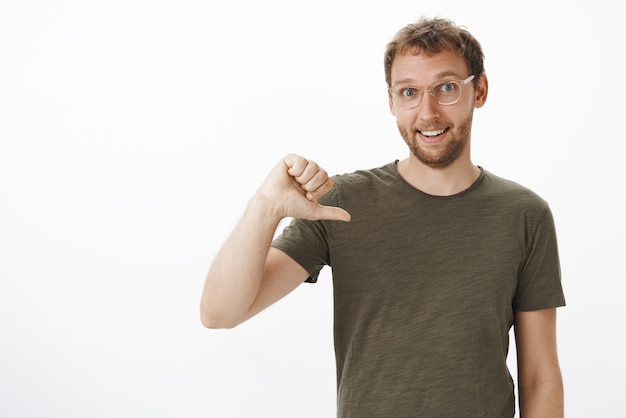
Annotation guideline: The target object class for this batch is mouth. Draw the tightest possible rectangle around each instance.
[417,128,448,143]
[419,128,447,137]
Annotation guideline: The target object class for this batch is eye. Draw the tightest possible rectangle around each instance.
[435,82,458,95]
[400,88,418,99]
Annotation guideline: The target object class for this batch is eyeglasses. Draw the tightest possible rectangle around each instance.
[388,75,475,109]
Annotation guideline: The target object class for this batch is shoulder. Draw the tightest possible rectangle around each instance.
[332,161,398,186]
[319,162,402,206]
[469,170,558,235]
[331,161,403,197]
[480,169,550,210]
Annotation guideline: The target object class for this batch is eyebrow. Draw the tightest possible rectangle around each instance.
[392,71,463,87]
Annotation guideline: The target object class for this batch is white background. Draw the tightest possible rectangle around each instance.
[1,0,624,417]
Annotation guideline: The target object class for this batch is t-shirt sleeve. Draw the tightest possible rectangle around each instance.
[271,216,332,284]
[271,181,342,283]
[513,205,566,311]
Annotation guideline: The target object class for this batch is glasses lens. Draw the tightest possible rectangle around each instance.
[392,87,421,109]
[391,78,467,109]
[433,81,461,104]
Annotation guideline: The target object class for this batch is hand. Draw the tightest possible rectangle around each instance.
[254,154,351,222]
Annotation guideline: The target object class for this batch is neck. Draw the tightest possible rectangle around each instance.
[396,155,481,196]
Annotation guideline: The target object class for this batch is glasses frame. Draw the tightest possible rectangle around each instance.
[389,74,475,110]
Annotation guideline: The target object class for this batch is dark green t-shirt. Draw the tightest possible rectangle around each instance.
[272,162,565,418]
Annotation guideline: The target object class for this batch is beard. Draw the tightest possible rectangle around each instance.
[398,114,473,168]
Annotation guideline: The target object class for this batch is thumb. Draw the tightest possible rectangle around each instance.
[311,204,351,222]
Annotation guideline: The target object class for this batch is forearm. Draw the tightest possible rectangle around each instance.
[518,376,564,418]
[200,195,283,328]
[200,154,350,328]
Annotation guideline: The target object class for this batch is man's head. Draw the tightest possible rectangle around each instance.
[385,18,488,169]
[384,17,485,90]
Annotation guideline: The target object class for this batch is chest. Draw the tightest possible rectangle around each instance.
[329,201,526,311]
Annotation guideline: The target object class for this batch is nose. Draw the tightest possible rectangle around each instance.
[417,92,440,121]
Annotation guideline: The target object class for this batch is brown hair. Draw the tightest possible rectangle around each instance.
[384,17,485,88]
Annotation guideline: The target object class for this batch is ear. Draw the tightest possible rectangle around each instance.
[474,73,488,108]
[388,94,397,116]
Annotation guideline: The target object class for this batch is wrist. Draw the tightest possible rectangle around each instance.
[247,192,285,224]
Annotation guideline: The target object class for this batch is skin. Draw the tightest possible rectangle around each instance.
[515,309,564,417]
[388,48,487,195]
[200,48,563,417]
[200,155,348,328]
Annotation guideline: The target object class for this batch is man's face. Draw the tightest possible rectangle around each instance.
[388,49,487,168]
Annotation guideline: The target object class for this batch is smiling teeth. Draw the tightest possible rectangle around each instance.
[422,129,446,137]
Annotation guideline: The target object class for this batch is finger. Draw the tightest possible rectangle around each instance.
[283,154,326,187]
[294,160,323,185]
[303,176,334,200]
[282,154,308,177]
[312,204,352,222]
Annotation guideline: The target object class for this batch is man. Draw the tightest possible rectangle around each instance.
[201,17,565,417]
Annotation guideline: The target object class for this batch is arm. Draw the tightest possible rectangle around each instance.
[514,308,564,418]
[200,154,350,329]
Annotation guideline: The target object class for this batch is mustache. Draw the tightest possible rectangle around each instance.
[414,123,449,132]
